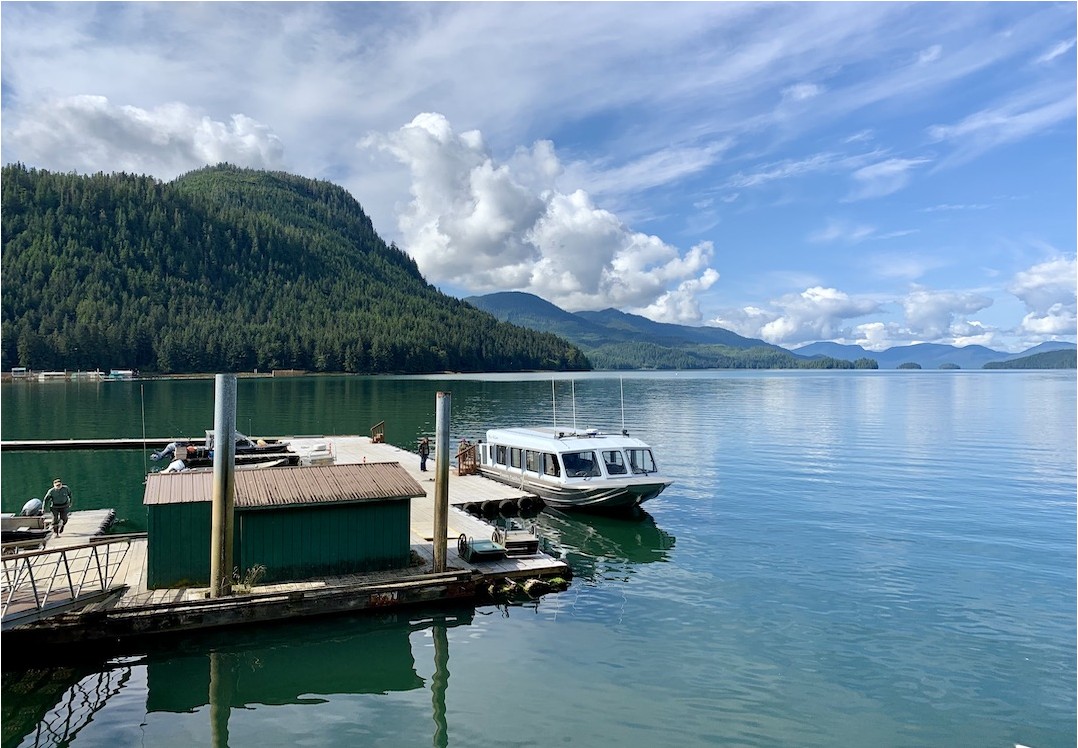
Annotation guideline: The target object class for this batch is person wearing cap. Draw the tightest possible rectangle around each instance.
[418,437,431,472]
[43,478,73,535]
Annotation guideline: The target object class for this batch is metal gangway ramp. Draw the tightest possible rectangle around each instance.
[2,535,142,630]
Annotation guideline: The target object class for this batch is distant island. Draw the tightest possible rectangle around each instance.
[983,350,1077,369]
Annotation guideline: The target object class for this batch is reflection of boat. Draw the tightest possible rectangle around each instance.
[476,427,673,511]
[151,430,297,469]
[535,507,676,570]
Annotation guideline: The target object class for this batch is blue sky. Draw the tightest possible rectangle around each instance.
[2,2,1074,352]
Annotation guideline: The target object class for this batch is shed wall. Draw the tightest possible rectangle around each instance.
[147,502,213,589]
[237,500,410,582]
[147,498,411,589]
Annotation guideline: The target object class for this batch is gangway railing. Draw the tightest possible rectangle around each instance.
[370,421,386,443]
[1,534,145,628]
[457,441,478,476]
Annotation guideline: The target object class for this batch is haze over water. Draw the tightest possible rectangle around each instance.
[2,370,1074,747]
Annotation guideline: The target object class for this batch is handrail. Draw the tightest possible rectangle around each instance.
[2,535,139,623]
[457,442,479,476]
[370,421,386,443]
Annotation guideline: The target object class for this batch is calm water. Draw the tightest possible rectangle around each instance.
[2,371,1074,747]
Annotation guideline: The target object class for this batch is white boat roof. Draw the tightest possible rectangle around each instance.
[484,426,654,452]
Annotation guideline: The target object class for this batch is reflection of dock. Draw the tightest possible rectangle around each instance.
[3,609,472,748]
[2,437,570,661]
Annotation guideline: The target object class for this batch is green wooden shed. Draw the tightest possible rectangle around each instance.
[143,463,424,589]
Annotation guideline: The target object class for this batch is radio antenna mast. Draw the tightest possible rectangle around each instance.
[572,379,577,431]
[620,377,626,434]
[551,378,557,432]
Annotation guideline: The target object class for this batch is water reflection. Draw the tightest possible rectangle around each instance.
[2,607,472,748]
[1,664,130,748]
[534,508,676,581]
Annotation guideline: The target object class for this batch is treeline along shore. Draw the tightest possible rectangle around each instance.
[1,163,590,376]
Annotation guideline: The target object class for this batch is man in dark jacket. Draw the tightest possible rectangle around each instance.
[43,478,73,535]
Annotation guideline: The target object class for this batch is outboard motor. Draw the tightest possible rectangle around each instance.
[152,441,181,461]
[20,498,43,516]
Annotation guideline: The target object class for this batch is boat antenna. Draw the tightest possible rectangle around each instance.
[572,379,577,431]
[551,378,557,432]
[620,377,626,434]
[141,384,147,456]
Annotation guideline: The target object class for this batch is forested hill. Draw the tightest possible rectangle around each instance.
[0,164,590,374]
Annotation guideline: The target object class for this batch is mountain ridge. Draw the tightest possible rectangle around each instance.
[466,292,873,370]
[467,291,1074,369]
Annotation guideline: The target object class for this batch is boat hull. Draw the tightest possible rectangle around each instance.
[477,467,670,511]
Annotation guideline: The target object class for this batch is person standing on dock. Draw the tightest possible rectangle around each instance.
[43,477,72,535]
[419,437,431,472]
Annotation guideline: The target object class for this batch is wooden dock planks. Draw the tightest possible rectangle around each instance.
[3,435,570,645]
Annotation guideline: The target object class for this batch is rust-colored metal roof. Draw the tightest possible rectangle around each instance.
[144,463,425,508]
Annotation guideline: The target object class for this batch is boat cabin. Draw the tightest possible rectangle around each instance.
[480,427,659,480]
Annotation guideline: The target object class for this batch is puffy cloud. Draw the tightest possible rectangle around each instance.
[711,286,880,346]
[900,286,993,339]
[634,267,721,324]
[1008,257,1077,312]
[850,321,902,351]
[1008,257,1077,335]
[365,113,719,317]
[6,95,284,178]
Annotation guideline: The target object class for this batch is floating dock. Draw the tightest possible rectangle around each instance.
[1,436,570,660]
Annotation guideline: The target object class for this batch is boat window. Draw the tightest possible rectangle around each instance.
[495,445,507,465]
[627,448,657,474]
[510,447,522,469]
[543,453,561,477]
[562,450,601,477]
[525,450,540,473]
[602,450,628,475]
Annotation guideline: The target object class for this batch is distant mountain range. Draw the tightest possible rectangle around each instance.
[466,291,1076,370]
[793,340,1076,370]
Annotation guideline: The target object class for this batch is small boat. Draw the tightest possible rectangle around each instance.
[476,427,672,511]
[152,431,291,462]
[1,508,51,546]
[106,369,137,380]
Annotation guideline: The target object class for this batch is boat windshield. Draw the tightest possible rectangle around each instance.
[562,450,601,478]
[602,449,628,475]
[627,448,657,475]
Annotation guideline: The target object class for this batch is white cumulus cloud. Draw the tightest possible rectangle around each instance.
[901,286,993,339]
[364,112,719,317]
[1008,257,1078,336]
[711,286,880,346]
[6,95,284,178]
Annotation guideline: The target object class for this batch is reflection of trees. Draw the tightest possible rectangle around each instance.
[2,665,132,748]
[533,508,676,582]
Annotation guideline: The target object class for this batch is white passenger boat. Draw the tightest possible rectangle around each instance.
[476,426,672,511]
